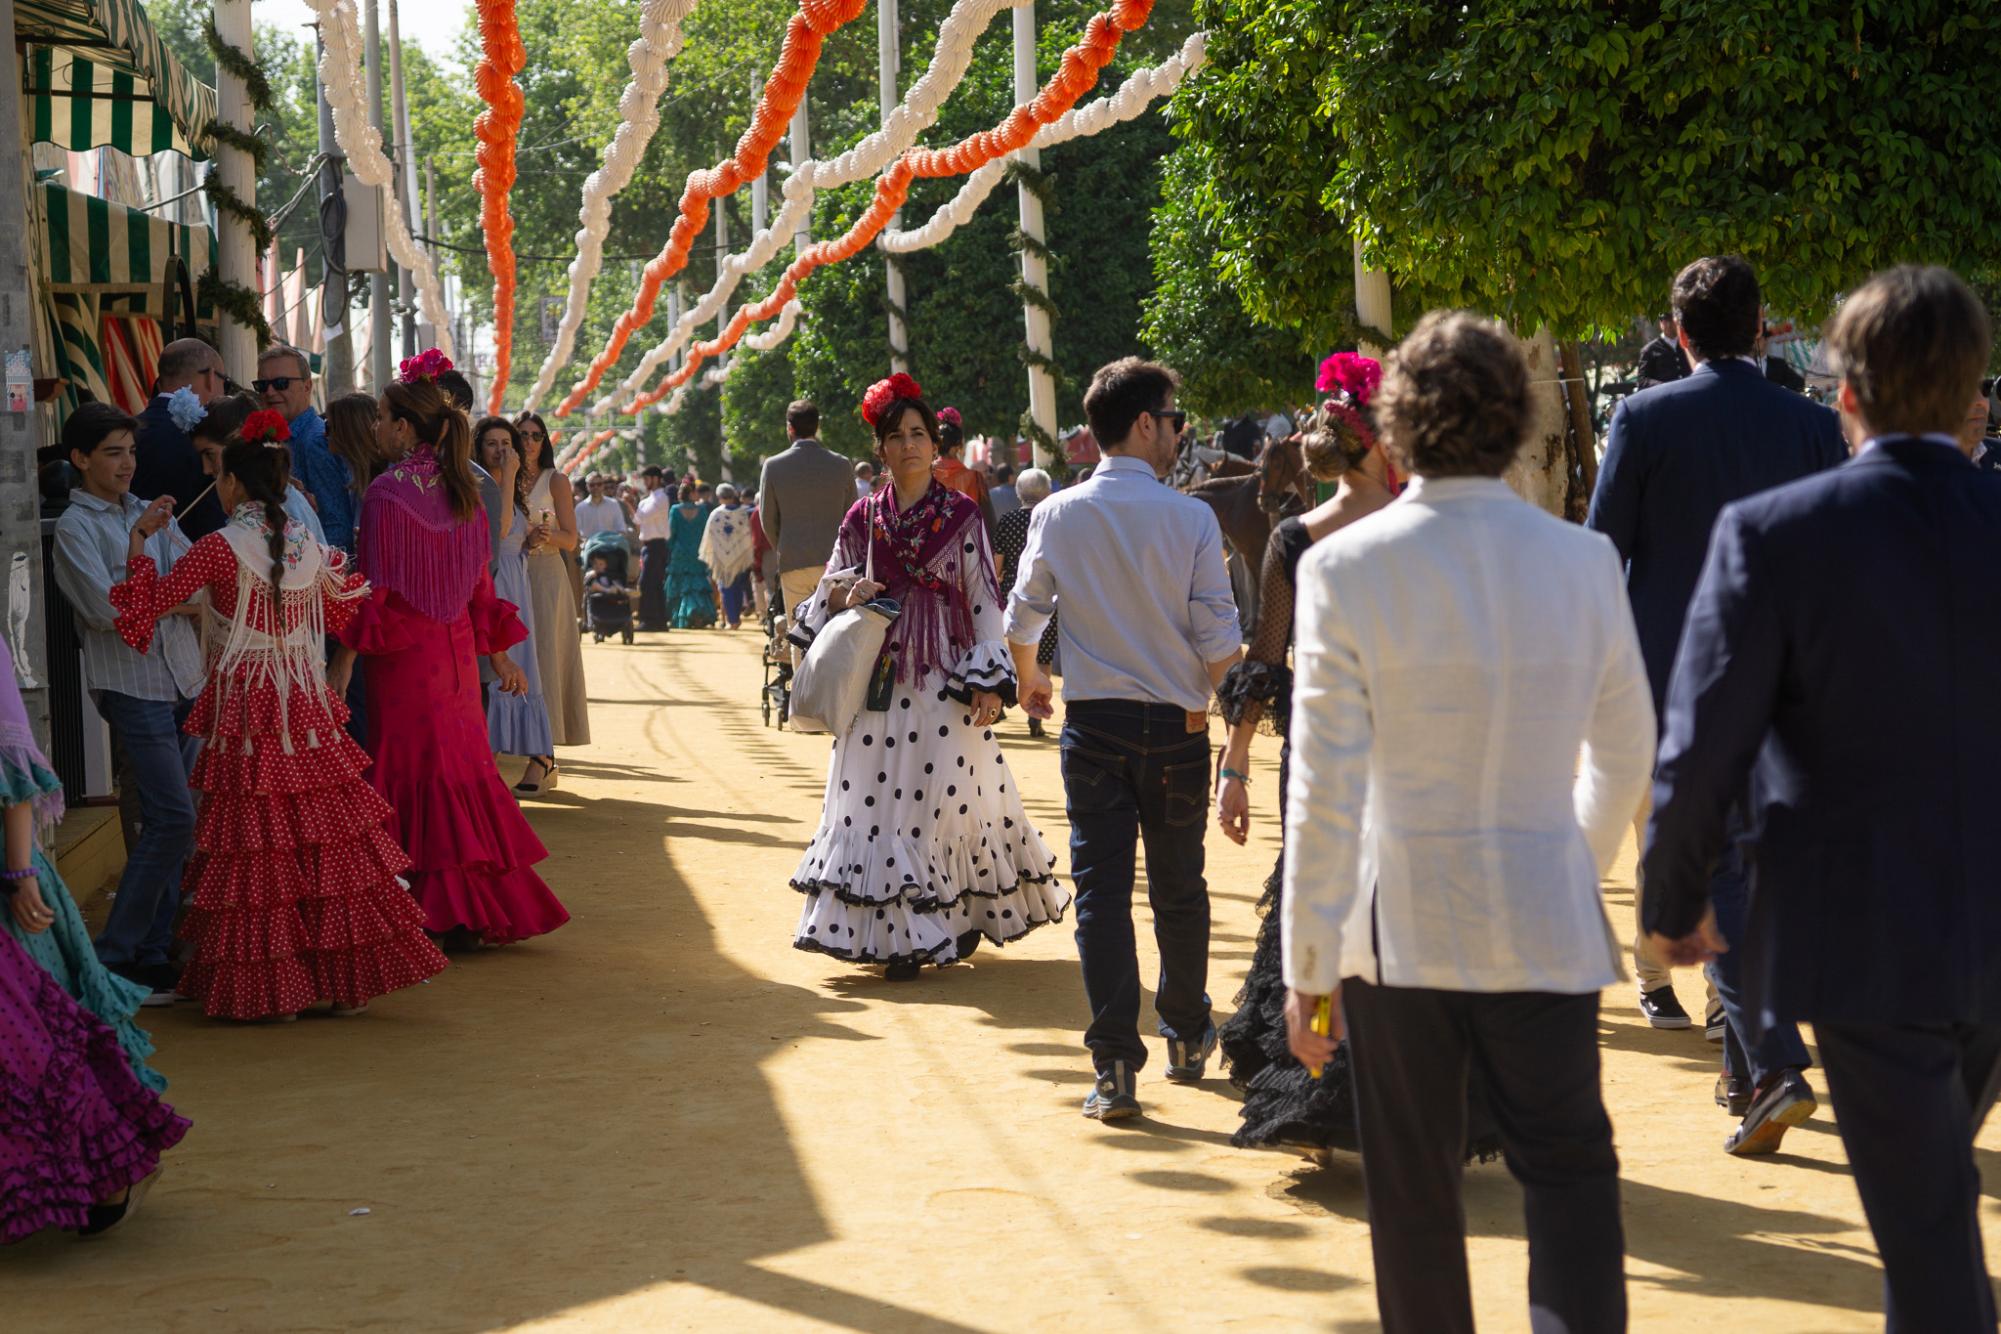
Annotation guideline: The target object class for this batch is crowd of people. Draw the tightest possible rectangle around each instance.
[8,254,1999,1334]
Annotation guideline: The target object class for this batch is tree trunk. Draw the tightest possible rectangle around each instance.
[1559,339,1598,521]
[1504,327,1570,518]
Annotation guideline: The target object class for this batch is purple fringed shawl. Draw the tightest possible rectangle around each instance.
[357,447,488,624]
[837,481,994,684]
[0,634,63,835]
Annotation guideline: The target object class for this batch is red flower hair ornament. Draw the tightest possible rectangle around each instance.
[861,373,925,429]
[240,410,292,446]
[1316,351,1383,405]
[935,406,962,429]
[398,348,455,385]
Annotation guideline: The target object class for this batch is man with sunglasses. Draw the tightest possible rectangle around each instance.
[257,345,353,553]
[1005,356,1242,1121]
[132,337,229,539]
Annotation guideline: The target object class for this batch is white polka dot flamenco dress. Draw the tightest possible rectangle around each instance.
[787,495,1068,968]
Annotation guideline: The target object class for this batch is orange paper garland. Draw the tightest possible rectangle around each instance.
[475,0,526,414]
[621,0,1154,413]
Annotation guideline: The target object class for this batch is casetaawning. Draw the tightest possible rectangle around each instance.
[18,0,216,159]
[39,180,214,299]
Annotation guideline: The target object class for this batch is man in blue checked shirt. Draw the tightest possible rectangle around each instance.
[257,344,353,552]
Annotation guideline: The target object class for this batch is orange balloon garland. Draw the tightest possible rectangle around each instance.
[474,0,526,415]
[620,0,1156,413]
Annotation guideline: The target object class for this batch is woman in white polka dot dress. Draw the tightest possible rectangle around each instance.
[788,375,1068,981]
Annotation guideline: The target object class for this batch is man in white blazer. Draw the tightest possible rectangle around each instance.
[1282,312,1656,1334]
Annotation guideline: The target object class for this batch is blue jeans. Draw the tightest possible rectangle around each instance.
[92,692,199,970]
[1061,700,1212,1072]
[1707,818,1811,1086]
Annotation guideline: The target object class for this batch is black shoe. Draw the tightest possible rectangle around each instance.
[79,1168,160,1238]
[116,963,178,1009]
[1027,717,1044,738]
[1704,996,1726,1043]
[1638,985,1692,1030]
[884,959,922,982]
[1725,1070,1817,1156]
[1714,1070,1752,1117]
[954,930,983,962]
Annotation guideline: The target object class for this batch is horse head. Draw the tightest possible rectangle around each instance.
[1256,436,1312,516]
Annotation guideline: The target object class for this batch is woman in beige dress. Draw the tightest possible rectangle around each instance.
[514,414,590,779]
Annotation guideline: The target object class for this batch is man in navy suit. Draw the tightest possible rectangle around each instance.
[131,337,227,539]
[1647,266,2001,1331]
[1587,256,1845,1149]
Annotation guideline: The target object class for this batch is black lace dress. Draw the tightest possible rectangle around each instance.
[1217,516,1498,1159]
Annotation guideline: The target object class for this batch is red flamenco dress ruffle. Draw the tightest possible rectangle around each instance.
[112,544,449,1020]
[342,582,568,945]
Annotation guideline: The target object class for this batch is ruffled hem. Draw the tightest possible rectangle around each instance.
[192,730,373,796]
[194,785,398,853]
[789,814,1057,915]
[471,594,530,657]
[339,588,421,655]
[793,871,1069,966]
[374,764,548,876]
[487,693,554,758]
[185,827,411,910]
[943,641,1019,707]
[107,556,164,655]
[1216,660,1292,736]
[0,754,64,807]
[406,864,568,945]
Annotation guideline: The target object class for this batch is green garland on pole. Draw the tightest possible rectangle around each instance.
[203,16,275,350]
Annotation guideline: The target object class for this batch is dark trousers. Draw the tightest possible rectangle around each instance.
[92,693,200,970]
[1815,1021,2001,1333]
[1345,980,1626,1334]
[1706,832,1810,1086]
[638,538,670,629]
[1060,699,1211,1072]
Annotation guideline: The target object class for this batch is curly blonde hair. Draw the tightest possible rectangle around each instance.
[1375,311,1528,478]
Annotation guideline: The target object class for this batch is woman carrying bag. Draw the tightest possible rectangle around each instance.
[785,375,1067,982]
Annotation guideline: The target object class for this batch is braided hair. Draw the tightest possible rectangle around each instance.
[220,437,294,632]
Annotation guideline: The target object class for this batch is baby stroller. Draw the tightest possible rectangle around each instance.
[581,530,637,645]
[761,592,790,728]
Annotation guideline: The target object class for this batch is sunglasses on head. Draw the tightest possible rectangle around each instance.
[253,376,302,393]
[1151,409,1187,433]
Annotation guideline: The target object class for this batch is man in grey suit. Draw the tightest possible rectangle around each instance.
[758,400,857,630]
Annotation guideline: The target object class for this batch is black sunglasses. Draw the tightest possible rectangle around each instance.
[1150,409,1187,433]
[522,429,547,441]
[252,376,303,393]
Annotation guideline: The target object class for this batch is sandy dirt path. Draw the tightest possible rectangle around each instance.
[5,628,1995,1331]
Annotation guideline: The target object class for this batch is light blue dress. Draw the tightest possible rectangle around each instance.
[485,505,555,758]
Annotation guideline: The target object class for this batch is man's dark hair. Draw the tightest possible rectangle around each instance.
[641,465,664,479]
[156,338,219,387]
[786,399,819,438]
[1825,265,1992,437]
[435,368,475,412]
[1375,310,1529,479]
[1084,357,1179,448]
[995,464,1013,483]
[1671,256,1761,361]
[62,402,140,456]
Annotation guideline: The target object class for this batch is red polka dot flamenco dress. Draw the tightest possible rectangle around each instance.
[112,510,447,1019]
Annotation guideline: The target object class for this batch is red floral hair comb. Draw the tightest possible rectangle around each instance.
[240,409,291,446]
[398,348,454,385]
[861,373,925,428]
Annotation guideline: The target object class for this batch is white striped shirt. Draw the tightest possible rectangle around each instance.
[52,489,205,701]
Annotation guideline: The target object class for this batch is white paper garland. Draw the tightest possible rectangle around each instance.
[524,0,702,410]
[588,0,1026,416]
[308,0,456,361]
[658,299,802,414]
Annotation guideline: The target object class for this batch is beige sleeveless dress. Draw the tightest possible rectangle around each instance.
[525,470,590,746]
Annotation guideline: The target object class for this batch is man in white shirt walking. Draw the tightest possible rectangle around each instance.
[1007,357,1242,1121]
[634,467,673,631]
[1283,313,1654,1333]
[575,472,633,541]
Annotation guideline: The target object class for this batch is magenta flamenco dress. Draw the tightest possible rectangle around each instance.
[0,930,188,1241]
[346,447,568,944]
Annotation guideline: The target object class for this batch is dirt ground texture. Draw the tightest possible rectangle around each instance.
[6,629,1998,1332]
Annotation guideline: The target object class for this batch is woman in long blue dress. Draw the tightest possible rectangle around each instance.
[474,418,556,792]
[664,482,716,629]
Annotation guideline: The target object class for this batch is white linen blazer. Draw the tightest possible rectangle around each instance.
[1281,476,1655,995]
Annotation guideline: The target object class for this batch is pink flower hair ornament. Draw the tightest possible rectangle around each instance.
[861,373,926,429]
[935,406,962,429]
[398,348,455,385]
[1316,351,1383,405]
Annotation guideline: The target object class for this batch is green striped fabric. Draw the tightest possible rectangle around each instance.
[18,0,215,159]
[41,181,214,299]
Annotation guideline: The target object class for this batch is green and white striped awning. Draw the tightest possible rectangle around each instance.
[18,0,216,159]
[40,180,214,301]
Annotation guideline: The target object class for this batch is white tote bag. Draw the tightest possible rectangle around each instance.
[788,538,900,737]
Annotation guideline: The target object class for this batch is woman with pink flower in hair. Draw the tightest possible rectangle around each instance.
[930,405,999,533]
[787,374,1068,982]
[329,352,569,949]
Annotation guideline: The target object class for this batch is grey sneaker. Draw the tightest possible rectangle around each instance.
[1083,1061,1141,1121]
[1164,1024,1218,1084]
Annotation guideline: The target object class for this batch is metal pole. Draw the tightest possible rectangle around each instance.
[789,100,811,262]
[315,26,354,396]
[364,0,393,392]
[424,154,440,349]
[878,0,908,372]
[1013,3,1057,468]
[388,0,417,358]
[213,0,260,373]
[0,1,52,741]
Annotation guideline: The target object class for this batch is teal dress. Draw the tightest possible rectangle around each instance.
[665,502,716,629]
[0,756,167,1093]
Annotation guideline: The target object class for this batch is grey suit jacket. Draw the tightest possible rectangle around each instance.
[758,439,856,574]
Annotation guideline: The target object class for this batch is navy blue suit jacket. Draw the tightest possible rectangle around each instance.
[1643,439,2001,1026]
[1586,359,1844,716]
[131,395,224,539]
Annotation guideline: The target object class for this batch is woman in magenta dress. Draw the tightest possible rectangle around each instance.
[113,422,448,1021]
[333,354,567,946]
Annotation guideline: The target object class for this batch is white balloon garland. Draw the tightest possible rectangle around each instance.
[523,0,702,410]
[591,0,1026,417]
[307,0,456,361]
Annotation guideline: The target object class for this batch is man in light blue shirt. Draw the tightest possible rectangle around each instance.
[258,345,354,552]
[1006,357,1242,1120]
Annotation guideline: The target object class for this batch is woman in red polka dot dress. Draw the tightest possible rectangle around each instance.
[111,418,447,1021]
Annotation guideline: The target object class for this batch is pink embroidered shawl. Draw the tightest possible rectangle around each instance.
[357,447,488,624]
